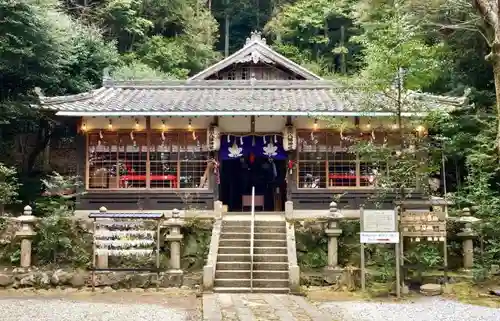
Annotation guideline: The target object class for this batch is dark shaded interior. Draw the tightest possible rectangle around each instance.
[220,156,286,212]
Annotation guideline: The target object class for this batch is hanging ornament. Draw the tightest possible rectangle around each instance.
[227,134,230,143]
[274,135,277,143]
[130,131,134,141]
[263,135,267,144]
[288,160,295,175]
[252,136,256,146]
[99,130,104,139]
[240,136,244,145]
[211,159,220,185]
[371,129,375,141]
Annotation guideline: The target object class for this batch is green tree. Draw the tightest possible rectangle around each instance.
[343,0,447,200]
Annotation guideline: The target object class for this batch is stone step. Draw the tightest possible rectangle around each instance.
[254,254,288,263]
[218,247,250,255]
[213,287,290,294]
[222,221,285,228]
[254,221,286,227]
[214,270,288,279]
[219,239,250,247]
[253,262,289,271]
[216,262,250,270]
[214,278,289,288]
[217,254,250,262]
[255,239,287,247]
[216,261,288,271]
[218,239,287,248]
[218,246,287,255]
[255,246,287,255]
[217,254,288,263]
[220,226,286,233]
[222,221,251,227]
[254,232,286,240]
[254,270,288,279]
[220,232,251,240]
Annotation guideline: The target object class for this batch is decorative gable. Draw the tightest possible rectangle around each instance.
[188,31,322,81]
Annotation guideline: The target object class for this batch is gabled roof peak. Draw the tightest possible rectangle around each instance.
[188,31,322,81]
[245,31,267,46]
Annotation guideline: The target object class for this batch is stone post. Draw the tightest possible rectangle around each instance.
[165,209,184,273]
[16,206,37,268]
[325,202,343,270]
[285,201,293,220]
[214,200,223,219]
[96,206,109,269]
[457,208,478,270]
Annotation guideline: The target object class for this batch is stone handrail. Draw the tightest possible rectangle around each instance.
[286,220,300,293]
[203,218,222,291]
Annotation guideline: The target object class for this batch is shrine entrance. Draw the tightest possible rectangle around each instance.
[218,134,287,212]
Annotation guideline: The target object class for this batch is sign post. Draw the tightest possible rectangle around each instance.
[359,207,401,298]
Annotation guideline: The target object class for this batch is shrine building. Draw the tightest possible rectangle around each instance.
[35,32,467,215]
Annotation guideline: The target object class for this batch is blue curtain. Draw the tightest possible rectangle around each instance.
[219,135,287,160]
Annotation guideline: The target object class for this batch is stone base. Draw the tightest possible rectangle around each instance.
[0,268,200,290]
[420,283,442,296]
[301,267,360,290]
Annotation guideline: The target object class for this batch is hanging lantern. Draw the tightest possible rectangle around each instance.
[249,152,255,164]
[282,125,297,151]
[207,125,221,151]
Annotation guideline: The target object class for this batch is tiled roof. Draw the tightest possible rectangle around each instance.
[35,80,469,116]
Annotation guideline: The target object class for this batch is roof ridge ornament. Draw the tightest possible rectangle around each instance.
[245,31,266,46]
[102,67,113,87]
[34,87,45,98]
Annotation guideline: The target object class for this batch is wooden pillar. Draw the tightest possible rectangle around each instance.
[212,117,219,202]
[146,116,151,189]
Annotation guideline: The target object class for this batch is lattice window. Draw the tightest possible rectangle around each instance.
[297,132,327,188]
[241,67,249,80]
[179,131,210,188]
[150,132,178,189]
[88,132,118,189]
[227,70,236,80]
[117,132,147,188]
[358,131,390,188]
[327,132,357,187]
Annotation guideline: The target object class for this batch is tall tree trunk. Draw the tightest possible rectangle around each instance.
[225,13,230,57]
[492,57,500,157]
[340,25,347,74]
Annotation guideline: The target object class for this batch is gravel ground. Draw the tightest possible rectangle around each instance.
[0,298,189,321]
[320,297,500,321]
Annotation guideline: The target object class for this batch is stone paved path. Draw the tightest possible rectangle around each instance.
[202,293,333,321]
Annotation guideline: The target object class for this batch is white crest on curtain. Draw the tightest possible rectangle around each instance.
[263,142,278,157]
[228,142,243,158]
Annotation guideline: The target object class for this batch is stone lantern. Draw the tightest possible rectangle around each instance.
[456,207,480,270]
[324,201,344,270]
[165,209,184,273]
[15,206,37,268]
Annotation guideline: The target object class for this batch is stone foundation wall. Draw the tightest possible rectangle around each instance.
[0,268,201,289]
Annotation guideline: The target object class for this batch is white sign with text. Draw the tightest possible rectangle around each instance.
[360,232,400,244]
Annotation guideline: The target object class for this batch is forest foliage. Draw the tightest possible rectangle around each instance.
[0,0,500,274]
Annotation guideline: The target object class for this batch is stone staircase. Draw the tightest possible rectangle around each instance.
[213,219,290,293]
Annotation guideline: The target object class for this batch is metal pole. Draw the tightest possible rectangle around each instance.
[92,218,96,292]
[250,186,255,292]
[395,241,401,298]
[156,219,161,291]
[360,207,366,292]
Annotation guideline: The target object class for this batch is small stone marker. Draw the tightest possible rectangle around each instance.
[420,283,442,296]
